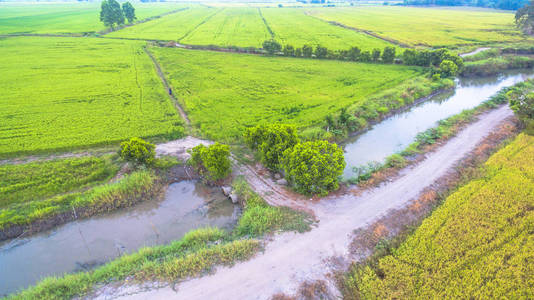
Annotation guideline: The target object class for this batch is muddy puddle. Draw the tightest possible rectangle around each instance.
[0,180,240,296]
[343,69,534,178]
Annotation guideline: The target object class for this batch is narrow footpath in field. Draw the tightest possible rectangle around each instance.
[92,105,514,299]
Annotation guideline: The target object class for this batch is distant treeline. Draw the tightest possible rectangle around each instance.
[403,0,528,10]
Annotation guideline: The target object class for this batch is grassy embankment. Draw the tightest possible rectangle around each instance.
[151,46,429,142]
[344,132,534,299]
[0,2,186,35]
[0,155,166,240]
[461,47,534,76]
[6,177,311,299]
[307,6,530,48]
[0,36,184,158]
[348,79,534,184]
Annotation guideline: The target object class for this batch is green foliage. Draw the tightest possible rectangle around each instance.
[232,177,311,237]
[439,59,459,77]
[302,44,313,58]
[462,55,534,76]
[100,0,124,28]
[119,137,156,166]
[372,48,381,62]
[0,155,119,209]
[345,133,534,299]
[282,140,345,196]
[282,44,295,56]
[0,37,184,157]
[189,143,231,182]
[262,39,282,54]
[509,84,534,134]
[315,45,328,58]
[122,2,136,24]
[381,46,396,63]
[515,0,534,34]
[9,227,259,300]
[244,124,299,170]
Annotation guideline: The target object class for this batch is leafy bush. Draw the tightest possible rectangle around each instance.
[439,59,458,77]
[244,124,299,170]
[119,137,155,166]
[189,143,231,182]
[262,39,281,54]
[282,140,345,196]
[509,91,534,134]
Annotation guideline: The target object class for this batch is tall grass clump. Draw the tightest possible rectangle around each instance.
[232,176,312,237]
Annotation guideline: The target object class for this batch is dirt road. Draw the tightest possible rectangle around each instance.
[95,106,513,300]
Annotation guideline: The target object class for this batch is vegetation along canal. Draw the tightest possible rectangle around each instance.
[0,180,240,296]
[343,69,534,178]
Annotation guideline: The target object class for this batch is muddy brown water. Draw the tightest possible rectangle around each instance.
[0,180,240,296]
[343,69,534,178]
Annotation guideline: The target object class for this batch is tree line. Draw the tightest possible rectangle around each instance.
[262,40,463,78]
[402,0,529,10]
[100,0,137,29]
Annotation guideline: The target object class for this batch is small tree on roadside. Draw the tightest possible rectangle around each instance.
[509,91,534,134]
[439,59,458,77]
[262,40,282,55]
[359,50,372,62]
[189,143,231,182]
[122,2,136,24]
[244,124,299,170]
[100,0,124,29]
[281,140,345,196]
[348,46,361,61]
[119,137,155,166]
[382,46,396,63]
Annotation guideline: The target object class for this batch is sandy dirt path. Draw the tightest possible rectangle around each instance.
[93,106,513,300]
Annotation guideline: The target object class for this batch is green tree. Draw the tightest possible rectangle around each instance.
[100,0,124,29]
[509,91,534,134]
[189,143,231,182]
[244,124,299,170]
[359,50,372,62]
[281,140,345,196]
[315,45,328,58]
[295,48,302,57]
[302,44,313,58]
[516,0,534,34]
[262,40,282,55]
[439,59,458,77]
[282,44,295,56]
[382,46,396,63]
[372,48,381,62]
[119,137,155,166]
[348,46,361,61]
[122,2,136,24]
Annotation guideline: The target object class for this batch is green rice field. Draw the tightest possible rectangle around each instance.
[261,8,396,51]
[0,36,184,157]
[0,2,185,35]
[106,6,218,41]
[152,47,423,142]
[307,6,528,47]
